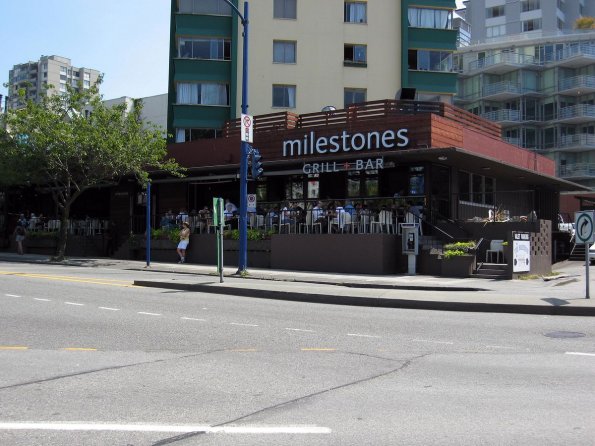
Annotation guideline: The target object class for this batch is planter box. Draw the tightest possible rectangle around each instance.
[441,254,476,278]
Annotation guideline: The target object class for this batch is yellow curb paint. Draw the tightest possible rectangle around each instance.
[0,346,28,350]
[0,271,136,288]
[301,348,336,352]
[63,348,98,351]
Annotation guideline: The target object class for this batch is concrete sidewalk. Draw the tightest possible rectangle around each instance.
[0,252,594,316]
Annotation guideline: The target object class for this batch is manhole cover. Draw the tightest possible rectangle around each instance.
[545,331,586,339]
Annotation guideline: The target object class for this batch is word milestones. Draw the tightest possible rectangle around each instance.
[283,129,409,157]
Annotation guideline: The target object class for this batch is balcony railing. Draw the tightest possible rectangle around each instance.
[546,44,595,63]
[481,109,521,122]
[483,81,521,96]
[559,134,595,148]
[558,75,595,92]
[468,53,537,71]
[558,162,595,179]
[558,104,595,120]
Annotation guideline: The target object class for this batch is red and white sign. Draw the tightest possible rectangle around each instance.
[241,114,253,143]
[247,194,257,213]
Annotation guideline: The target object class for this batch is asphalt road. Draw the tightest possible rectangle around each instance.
[0,262,594,445]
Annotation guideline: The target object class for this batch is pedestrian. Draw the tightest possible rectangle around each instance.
[176,221,191,263]
[13,223,26,255]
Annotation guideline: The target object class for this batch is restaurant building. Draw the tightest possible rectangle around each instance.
[105,99,585,278]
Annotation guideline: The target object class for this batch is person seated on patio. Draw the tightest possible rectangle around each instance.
[312,201,326,223]
[331,203,347,233]
[198,206,211,232]
[224,199,238,215]
[280,202,293,225]
[265,207,279,229]
[177,208,189,226]
[344,201,356,219]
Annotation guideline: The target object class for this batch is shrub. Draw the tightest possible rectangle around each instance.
[443,241,476,253]
[223,229,269,240]
[443,249,466,259]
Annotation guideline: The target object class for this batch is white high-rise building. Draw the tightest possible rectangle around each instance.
[7,55,101,110]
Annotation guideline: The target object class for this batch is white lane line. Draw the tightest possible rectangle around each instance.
[412,339,454,345]
[229,322,259,327]
[5,294,21,298]
[486,345,516,350]
[33,298,51,302]
[285,328,315,333]
[347,333,381,339]
[99,307,120,311]
[137,312,161,316]
[0,422,331,434]
[65,302,84,306]
[566,352,595,357]
[181,317,206,322]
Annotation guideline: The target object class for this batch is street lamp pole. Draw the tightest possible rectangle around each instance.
[223,0,250,274]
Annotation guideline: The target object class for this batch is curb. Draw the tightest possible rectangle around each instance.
[133,280,595,317]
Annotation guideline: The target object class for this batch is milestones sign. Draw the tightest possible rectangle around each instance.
[281,128,411,175]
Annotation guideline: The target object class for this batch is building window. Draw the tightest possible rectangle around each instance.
[408,8,453,29]
[486,24,506,38]
[176,82,229,106]
[84,72,90,80]
[344,44,367,65]
[347,170,378,198]
[272,84,296,108]
[408,50,453,72]
[458,171,495,204]
[274,0,296,19]
[344,88,366,107]
[344,2,367,23]
[175,128,223,143]
[178,0,231,15]
[178,38,231,60]
[273,41,296,63]
[60,66,67,74]
[522,18,541,32]
[486,5,505,18]
[521,0,540,12]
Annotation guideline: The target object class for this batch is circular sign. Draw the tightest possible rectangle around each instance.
[247,194,256,204]
[576,212,594,243]
[243,115,252,127]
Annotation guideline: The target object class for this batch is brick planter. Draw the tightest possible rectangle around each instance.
[441,254,477,278]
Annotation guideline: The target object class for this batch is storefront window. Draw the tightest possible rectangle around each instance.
[284,175,305,200]
[409,166,425,196]
[256,181,267,202]
[347,170,378,197]
[307,175,319,199]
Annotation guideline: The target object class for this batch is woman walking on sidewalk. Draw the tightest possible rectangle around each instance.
[176,221,191,263]
[13,223,26,255]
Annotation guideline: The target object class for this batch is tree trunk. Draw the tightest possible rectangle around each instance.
[54,204,70,261]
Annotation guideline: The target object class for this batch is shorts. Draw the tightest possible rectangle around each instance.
[177,240,189,250]
[15,235,25,242]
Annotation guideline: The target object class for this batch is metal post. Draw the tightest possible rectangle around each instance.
[586,245,590,299]
[237,1,249,274]
[145,181,151,267]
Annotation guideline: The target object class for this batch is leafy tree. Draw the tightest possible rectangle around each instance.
[0,81,183,260]
[575,16,595,29]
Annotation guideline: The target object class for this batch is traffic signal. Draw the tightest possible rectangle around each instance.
[251,148,263,179]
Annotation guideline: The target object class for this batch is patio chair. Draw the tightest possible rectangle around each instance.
[486,240,504,263]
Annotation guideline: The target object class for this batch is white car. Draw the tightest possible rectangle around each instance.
[589,244,595,265]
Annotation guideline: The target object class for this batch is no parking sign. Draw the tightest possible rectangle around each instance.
[247,194,257,213]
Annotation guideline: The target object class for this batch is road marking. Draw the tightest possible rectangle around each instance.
[63,348,97,352]
[33,298,51,302]
[412,339,454,345]
[228,349,258,352]
[0,346,28,350]
[5,294,20,297]
[347,333,381,338]
[285,328,315,333]
[138,312,161,316]
[98,307,120,311]
[301,348,336,352]
[181,317,206,322]
[64,302,84,306]
[0,271,136,288]
[566,352,595,357]
[0,422,331,434]
[229,322,259,327]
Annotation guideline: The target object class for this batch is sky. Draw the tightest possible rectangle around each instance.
[1,0,467,104]
[0,0,170,102]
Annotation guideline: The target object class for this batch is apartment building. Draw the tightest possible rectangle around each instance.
[464,0,595,45]
[7,55,101,110]
[455,31,595,189]
[168,0,458,143]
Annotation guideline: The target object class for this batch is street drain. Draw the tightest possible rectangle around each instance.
[544,331,586,339]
